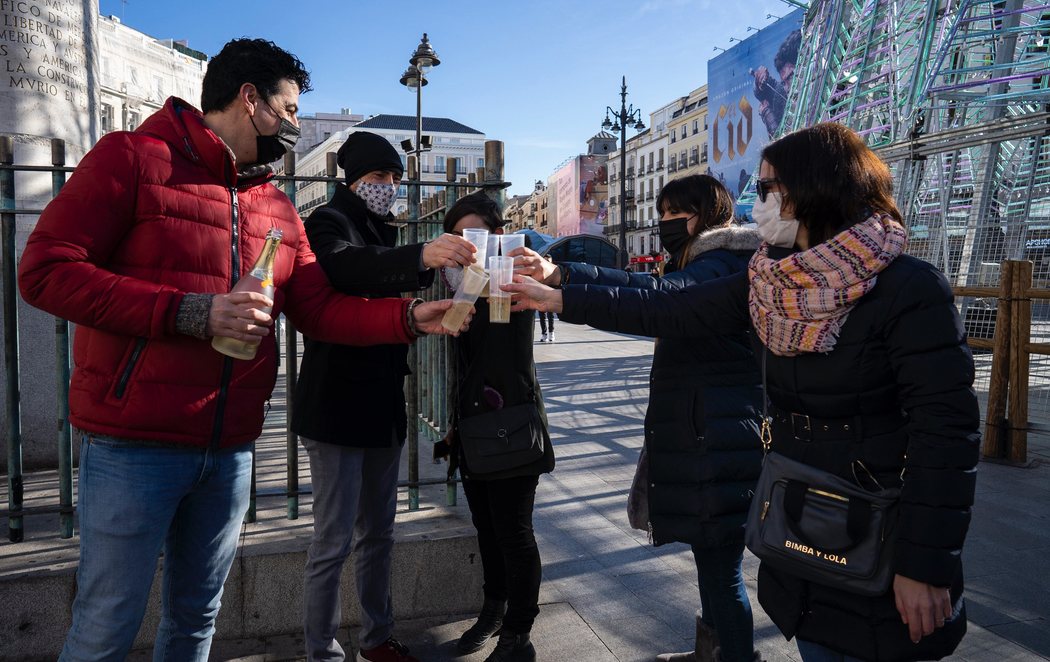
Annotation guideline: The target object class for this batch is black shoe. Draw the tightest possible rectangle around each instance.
[457,598,506,653]
[483,630,536,662]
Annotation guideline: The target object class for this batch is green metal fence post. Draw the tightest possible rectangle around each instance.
[406,156,420,510]
[1,136,23,542]
[443,161,460,506]
[283,150,299,520]
[51,138,73,539]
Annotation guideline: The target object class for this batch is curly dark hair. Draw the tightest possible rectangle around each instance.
[201,38,312,113]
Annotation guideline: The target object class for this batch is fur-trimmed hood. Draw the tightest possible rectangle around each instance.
[683,224,761,263]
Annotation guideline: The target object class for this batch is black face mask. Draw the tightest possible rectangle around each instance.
[659,215,694,256]
[250,100,300,164]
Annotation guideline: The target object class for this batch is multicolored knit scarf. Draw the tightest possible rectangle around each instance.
[748,213,907,357]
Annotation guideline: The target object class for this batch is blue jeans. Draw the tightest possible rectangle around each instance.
[796,639,866,662]
[60,432,252,662]
[692,540,754,662]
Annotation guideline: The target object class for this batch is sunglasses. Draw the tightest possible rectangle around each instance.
[756,178,781,203]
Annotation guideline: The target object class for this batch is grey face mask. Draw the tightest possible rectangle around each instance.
[250,101,299,164]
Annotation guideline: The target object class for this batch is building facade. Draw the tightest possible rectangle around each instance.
[292,114,487,218]
[295,109,366,156]
[97,15,208,134]
[667,85,709,180]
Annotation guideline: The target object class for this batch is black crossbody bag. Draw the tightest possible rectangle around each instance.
[457,399,547,475]
[744,352,901,597]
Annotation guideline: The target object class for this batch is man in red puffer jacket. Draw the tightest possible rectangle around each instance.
[18,38,461,662]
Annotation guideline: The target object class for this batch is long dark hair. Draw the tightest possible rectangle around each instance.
[761,122,902,246]
[443,191,504,233]
[656,174,734,269]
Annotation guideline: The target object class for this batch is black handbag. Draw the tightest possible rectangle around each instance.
[457,403,546,475]
[744,352,901,597]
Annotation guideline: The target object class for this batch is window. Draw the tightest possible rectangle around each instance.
[101,103,113,133]
[153,75,164,101]
[457,159,468,174]
[680,125,687,139]
[670,130,676,144]
[692,119,699,135]
[690,147,699,165]
[701,143,709,163]
[323,131,331,140]
[679,151,687,168]
[477,157,485,169]
[435,158,446,174]
[127,111,140,131]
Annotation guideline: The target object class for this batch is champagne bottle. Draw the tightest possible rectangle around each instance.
[212,228,283,360]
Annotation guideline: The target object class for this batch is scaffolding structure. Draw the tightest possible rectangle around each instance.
[784,0,1050,443]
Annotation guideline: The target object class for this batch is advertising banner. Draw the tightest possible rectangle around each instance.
[707,9,804,212]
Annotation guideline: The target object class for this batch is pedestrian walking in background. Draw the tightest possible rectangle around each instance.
[17,38,462,662]
[537,257,556,342]
[508,122,980,662]
[292,131,476,662]
[435,192,555,662]
[515,174,764,662]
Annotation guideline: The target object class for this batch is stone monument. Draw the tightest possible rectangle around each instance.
[0,0,99,470]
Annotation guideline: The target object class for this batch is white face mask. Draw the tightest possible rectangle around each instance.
[354,181,398,216]
[751,191,800,248]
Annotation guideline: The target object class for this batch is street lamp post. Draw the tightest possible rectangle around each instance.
[398,34,439,511]
[400,33,440,220]
[602,76,646,268]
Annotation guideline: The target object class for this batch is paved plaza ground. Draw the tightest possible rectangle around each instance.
[4,323,1049,661]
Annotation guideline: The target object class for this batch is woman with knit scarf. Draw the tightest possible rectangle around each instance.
[505,123,980,662]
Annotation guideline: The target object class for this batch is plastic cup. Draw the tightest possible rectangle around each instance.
[463,228,489,266]
[499,234,525,257]
[486,235,500,259]
[488,256,514,324]
[442,264,488,332]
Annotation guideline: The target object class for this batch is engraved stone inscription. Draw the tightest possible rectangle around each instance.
[0,0,88,108]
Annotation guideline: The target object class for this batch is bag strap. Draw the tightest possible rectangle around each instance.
[783,479,873,553]
[760,350,772,454]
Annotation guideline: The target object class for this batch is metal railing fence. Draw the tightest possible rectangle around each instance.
[0,136,506,542]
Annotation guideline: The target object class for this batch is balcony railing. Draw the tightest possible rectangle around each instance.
[624,188,635,199]
[668,162,678,173]
[689,155,699,165]
[656,161,664,170]
[626,167,635,176]
[647,164,654,173]
[646,191,654,200]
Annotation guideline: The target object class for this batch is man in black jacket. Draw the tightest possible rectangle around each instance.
[293,131,474,662]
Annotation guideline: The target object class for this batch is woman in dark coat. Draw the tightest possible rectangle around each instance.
[435,191,554,662]
[516,175,763,662]
[507,123,980,662]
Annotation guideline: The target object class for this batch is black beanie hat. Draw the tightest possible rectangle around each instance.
[337,131,404,185]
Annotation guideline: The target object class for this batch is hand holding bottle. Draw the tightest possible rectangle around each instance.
[208,292,274,343]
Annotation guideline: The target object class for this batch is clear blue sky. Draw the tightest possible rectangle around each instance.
[99,0,799,196]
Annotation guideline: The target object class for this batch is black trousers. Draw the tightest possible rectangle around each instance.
[538,311,554,334]
[462,474,542,633]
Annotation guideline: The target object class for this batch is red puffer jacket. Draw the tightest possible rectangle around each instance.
[18,98,414,448]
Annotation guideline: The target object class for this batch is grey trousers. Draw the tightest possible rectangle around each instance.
[302,437,402,661]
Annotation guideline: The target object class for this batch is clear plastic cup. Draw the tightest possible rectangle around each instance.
[463,228,490,266]
[442,264,488,332]
[486,235,500,259]
[499,233,525,257]
[488,256,514,324]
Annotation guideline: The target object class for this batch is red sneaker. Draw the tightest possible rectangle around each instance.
[356,637,419,662]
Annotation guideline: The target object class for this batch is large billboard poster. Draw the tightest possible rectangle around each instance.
[578,155,608,236]
[707,9,803,213]
[550,161,577,237]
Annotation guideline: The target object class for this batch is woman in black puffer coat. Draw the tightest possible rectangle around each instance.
[507,123,980,662]
[517,175,763,662]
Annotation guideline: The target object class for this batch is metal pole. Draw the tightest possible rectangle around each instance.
[1,136,23,543]
[282,150,299,520]
[326,152,338,202]
[51,139,73,538]
[407,148,421,511]
[620,77,629,268]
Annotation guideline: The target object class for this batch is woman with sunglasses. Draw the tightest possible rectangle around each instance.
[515,174,764,662]
[506,123,980,662]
